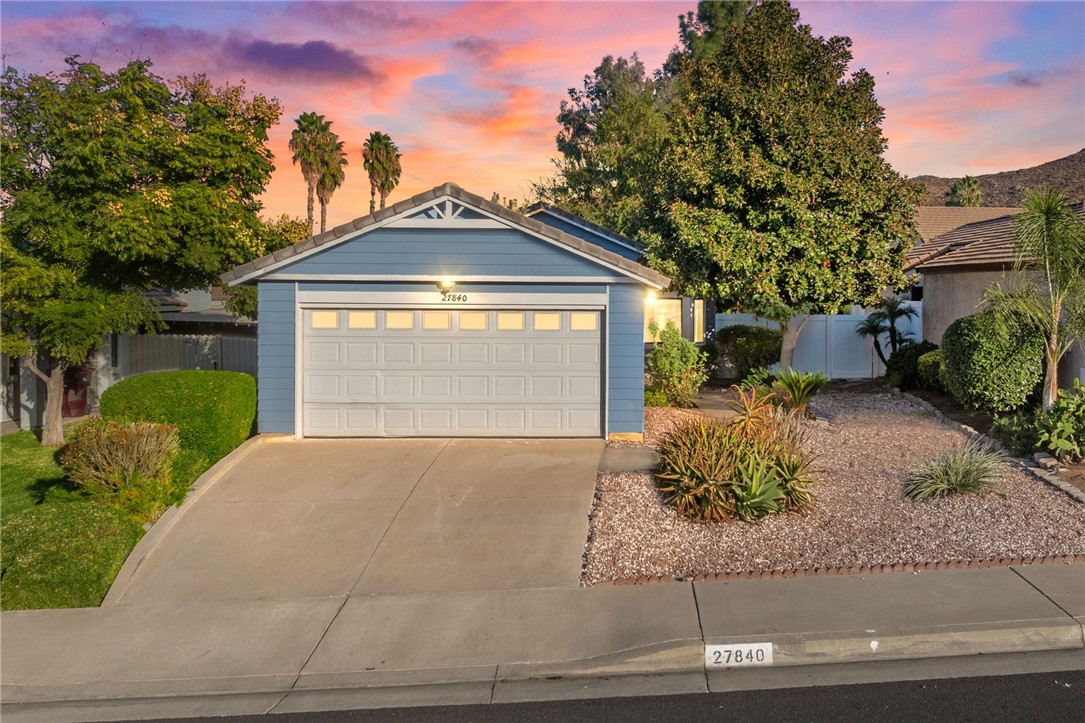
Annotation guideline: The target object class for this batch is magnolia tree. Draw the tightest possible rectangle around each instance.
[0,58,282,445]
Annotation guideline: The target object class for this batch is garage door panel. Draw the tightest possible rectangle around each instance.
[383,343,414,364]
[303,309,601,437]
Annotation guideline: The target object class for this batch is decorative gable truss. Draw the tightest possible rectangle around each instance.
[392,200,498,228]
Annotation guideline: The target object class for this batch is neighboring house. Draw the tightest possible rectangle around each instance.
[523,204,715,346]
[223,183,670,441]
[913,204,1085,388]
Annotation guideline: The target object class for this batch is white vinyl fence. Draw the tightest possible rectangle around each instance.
[716,302,922,380]
[124,334,257,377]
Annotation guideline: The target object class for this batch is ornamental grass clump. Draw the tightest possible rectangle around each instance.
[902,439,1006,502]
[655,390,816,523]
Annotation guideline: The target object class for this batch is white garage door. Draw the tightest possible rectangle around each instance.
[302,308,602,437]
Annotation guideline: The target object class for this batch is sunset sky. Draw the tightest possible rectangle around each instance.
[2,1,1083,228]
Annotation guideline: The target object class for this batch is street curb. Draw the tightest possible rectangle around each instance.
[101,434,293,606]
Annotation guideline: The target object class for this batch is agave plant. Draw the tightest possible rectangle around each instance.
[772,450,816,509]
[729,456,786,522]
[726,384,778,441]
[656,419,740,522]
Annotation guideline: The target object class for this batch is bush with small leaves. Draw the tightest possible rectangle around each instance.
[715,325,783,381]
[917,350,945,391]
[61,419,180,523]
[903,439,1006,501]
[885,340,938,390]
[644,388,669,408]
[646,321,708,407]
[941,311,1043,413]
[990,412,1042,457]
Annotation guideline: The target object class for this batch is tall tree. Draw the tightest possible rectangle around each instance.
[289,112,331,234]
[0,58,281,444]
[316,129,347,233]
[224,214,311,320]
[362,131,402,214]
[641,1,920,366]
[981,188,1085,410]
[664,0,759,75]
[536,54,668,236]
[947,175,982,207]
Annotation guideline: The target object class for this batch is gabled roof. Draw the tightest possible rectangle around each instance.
[222,183,670,289]
[914,203,1084,272]
[913,206,1022,243]
[523,203,645,257]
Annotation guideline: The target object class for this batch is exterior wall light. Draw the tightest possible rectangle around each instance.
[437,279,456,292]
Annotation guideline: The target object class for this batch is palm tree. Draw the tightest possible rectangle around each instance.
[856,297,919,365]
[289,112,331,235]
[981,188,1085,410]
[947,175,982,207]
[316,132,347,234]
[362,131,402,214]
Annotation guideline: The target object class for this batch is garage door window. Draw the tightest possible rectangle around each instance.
[570,312,597,331]
[348,311,376,329]
[459,311,487,330]
[533,312,560,331]
[423,311,451,330]
[497,312,524,330]
[310,311,339,329]
[385,311,414,329]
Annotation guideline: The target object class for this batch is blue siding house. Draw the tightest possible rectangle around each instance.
[223,183,669,441]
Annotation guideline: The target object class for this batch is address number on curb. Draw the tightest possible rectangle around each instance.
[705,643,774,668]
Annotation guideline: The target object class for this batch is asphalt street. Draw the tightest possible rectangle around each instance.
[156,669,1085,723]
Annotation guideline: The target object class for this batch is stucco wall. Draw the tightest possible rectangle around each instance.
[921,269,1009,344]
[1060,339,1085,390]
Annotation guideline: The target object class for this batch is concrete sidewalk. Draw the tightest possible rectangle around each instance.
[2,563,1083,721]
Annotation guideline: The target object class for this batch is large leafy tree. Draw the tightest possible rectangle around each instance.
[361,131,402,214]
[0,58,281,445]
[289,111,332,235]
[224,214,311,321]
[982,188,1085,410]
[642,1,920,365]
[536,54,668,236]
[316,128,347,233]
[947,175,982,207]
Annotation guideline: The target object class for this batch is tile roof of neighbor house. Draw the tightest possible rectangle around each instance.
[913,206,1022,243]
[523,203,646,254]
[913,202,1084,272]
[222,182,670,288]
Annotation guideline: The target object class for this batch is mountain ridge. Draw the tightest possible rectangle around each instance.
[911,148,1085,207]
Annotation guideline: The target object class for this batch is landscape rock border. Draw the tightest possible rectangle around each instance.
[607,555,1085,585]
[897,390,1085,505]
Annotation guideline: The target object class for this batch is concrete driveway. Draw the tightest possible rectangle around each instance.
[111,438,603,605]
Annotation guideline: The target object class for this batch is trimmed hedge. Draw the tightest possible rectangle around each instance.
[716,325,783,381]
[917,350,945,392]
[941,311,1043,413]
[885,340,938,390]
[100,370,256,465]
[0,502,143,610]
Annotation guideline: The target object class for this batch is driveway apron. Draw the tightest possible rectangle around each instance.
[114,438,602,605]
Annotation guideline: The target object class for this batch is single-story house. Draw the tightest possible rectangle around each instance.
[222,183,670,441]
[523,203,714,345]
[913,203,1085,388]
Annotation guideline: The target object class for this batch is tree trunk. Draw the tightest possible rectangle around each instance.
[40,361,67,447]
[369,181,377,215]
[320,201,327,234]
[379,190,387,210]
[779,315,810,370]
[306,183,315,235]
[1043,339,1060,411]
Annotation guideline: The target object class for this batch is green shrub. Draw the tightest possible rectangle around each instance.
[100,370,256,464]
[716,325,783,381]
[941,311,1043,412]
[740,366,776,392]
[646,322,708,408]
[772,369,827,416]
[655,403,815,523]
[917,350,945,391]
[644,388,669,408]
[0,503,143,609]
[60,419,180,523]
[884,340,938,390]
[1037,379,1085,462]
[903,439,1005,501]
[990,412,1042,457]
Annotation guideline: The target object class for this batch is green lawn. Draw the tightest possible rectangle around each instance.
[0,431,145,610]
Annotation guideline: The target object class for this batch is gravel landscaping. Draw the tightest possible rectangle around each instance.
[583,391,1085,585]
